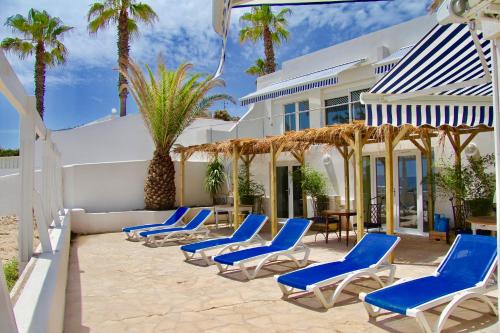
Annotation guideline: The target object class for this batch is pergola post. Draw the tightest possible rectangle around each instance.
[384,130,395,236]
[354,129,365,242]
[423,131,435,233]
[180,151,186,207]
[232,143,241,229]
[343,146,352,211]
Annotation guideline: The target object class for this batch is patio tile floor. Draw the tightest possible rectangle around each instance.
[64,230,498,333]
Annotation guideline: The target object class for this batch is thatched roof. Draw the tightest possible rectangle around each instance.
[175,121,493,159]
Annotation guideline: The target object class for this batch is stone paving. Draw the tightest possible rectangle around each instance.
[64,229,499,333]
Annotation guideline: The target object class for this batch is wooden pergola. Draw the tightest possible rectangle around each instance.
[175,122,493,242]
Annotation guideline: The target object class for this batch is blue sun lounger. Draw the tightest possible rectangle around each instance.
[122,206,190,240]
[180,214,268,265]
[139,209,212,246]
[213,218,312,280]
[276,233,400,309]
[360,234,498,333]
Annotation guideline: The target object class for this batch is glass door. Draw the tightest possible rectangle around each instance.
[396,154,423,232]
[276,166,289,218]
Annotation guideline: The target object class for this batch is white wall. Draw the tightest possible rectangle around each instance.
[62,159,211,213]
[34,114,236,168]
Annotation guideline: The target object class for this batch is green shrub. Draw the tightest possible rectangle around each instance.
[3,259,19,291]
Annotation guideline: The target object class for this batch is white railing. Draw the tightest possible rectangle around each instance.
[0,49,65,332]
[0,156,19,169]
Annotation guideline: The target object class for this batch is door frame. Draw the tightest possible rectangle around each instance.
[364,149,426,235]
[276,161,302,218]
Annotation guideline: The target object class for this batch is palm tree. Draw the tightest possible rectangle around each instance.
[87,0,157,117]
[246,58,266,77]
[239,5,291,75]
[123,58,233,210]
[1,9,73,120]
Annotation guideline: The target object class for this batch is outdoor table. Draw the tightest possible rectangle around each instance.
[322,209,357,246]
[468,216,497,236]
[214,204,253,229]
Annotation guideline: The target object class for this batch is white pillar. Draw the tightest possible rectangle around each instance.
[492,39,500,315]
[18,108,35,268]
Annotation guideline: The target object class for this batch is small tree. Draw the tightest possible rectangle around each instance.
[204,157,226,205]
[214,110,232,121]
[294,166,328,214]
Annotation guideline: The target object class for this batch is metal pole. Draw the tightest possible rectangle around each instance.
[491,39,500,315]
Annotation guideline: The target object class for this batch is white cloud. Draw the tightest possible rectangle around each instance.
[0,0,222,89]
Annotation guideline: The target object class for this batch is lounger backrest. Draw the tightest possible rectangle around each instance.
[437,234,497,284]
[344,233,399,267]
[184,209,212,230]
[164,207,190,225]
[231,214,267,242]
[271,218,311,250]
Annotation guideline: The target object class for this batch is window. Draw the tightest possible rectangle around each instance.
[284,100,309,132]
[351,89,369,121]
[324,88,369,125]
[284,103,296,132]
[325,96,349,125]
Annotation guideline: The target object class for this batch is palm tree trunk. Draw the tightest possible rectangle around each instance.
[34,42,46,119]
[117,9,130,117]
[144,149,176,210]
[263,25,276,74]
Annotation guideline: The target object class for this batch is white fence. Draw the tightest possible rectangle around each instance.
[0,49,66,332]
[0,156,19,169]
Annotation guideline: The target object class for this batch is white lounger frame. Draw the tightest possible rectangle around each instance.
[215,220,313,280]
[143,212,212,247]
[181,217,268,265]
[277,235,400,309]
[125,209,189,241]
[360,238,498,333]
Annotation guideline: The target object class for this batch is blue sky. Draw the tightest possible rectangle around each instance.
[0,0,432,149]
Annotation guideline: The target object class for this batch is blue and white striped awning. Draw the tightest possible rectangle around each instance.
[239,59,364,106]
[362,23,494,128]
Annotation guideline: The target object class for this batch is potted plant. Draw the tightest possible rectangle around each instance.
[238,166,265,206]
[435,154,496,217]
[293,166,328,215]
[204,157,226,206]
[463,154,495,216]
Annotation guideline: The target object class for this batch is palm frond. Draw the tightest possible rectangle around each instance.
[122,58,232,153]
[129,3,158,24]
[0,37,34,58]
[88,8,117,33]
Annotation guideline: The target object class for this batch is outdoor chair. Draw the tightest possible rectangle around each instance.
[122,206,190,241]
[139,209,212,247]
[353,197,383,235]
[180,214,268,265]
[276,233,400,309]
[360,234,498,333]
[309,196,339,242]
[213,218,312,280]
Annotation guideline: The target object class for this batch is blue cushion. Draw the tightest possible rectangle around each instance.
[277,234,399,290]
[437,234,497,284]
[122,206,189,232]
[139,209,211,237]
[180,214,267,253]
[231,214,267,242]
[277,261,367,290]
[213,246,282,265]
[181,238,233,253]
[271,218,311,250]
[213,218,310,265]
[365,234,497,315]
[365,276,475,315]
